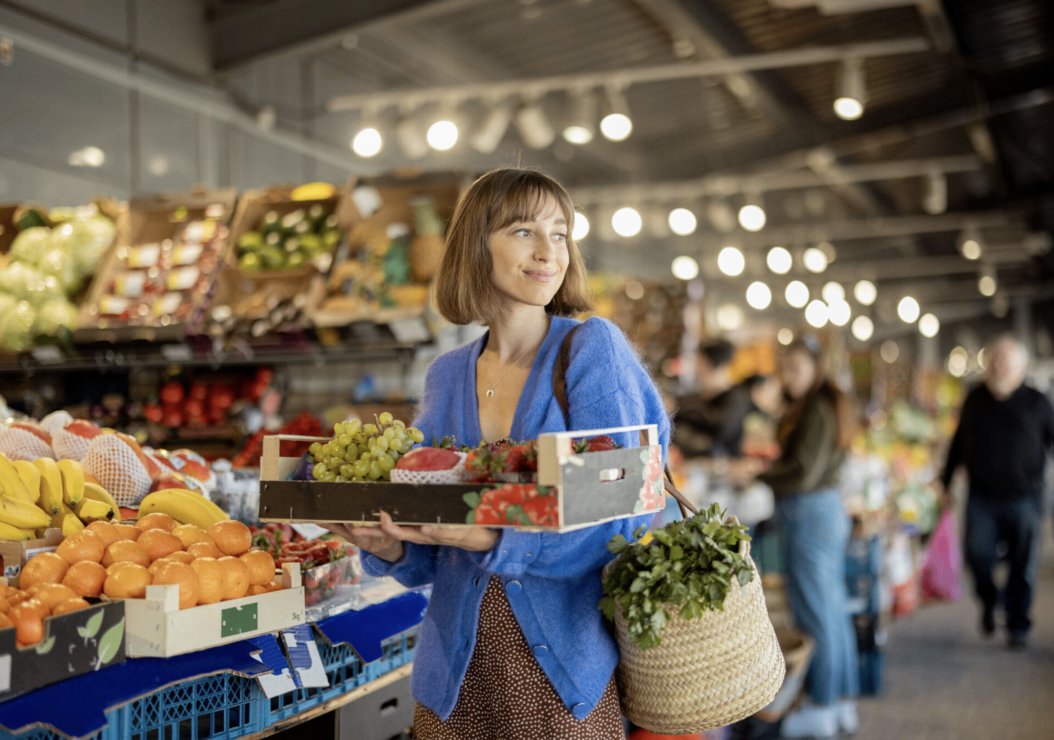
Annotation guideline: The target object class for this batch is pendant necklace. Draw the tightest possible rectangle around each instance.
[484,345,536,399]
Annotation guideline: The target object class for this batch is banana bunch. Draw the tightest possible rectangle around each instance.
[137,488,228,529]
[0,453,120,539]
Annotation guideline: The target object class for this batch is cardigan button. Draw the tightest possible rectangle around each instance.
[473,576,481,587]
[571,702,589,720]
[531,644,549,657]
[505,580,522,595]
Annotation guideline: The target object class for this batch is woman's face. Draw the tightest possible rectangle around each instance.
[779,349,817,401]
[488,195,569,312]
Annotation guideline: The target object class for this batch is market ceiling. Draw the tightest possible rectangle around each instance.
[205,0,1053,329]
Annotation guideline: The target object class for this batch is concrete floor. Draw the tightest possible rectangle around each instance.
[855,534,1054,740]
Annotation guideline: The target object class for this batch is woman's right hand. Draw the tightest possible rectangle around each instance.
[321,517,404,563]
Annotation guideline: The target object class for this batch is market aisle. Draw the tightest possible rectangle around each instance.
[855,531,1054,739]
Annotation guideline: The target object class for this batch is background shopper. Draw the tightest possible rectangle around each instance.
[940,334,1054,648]
[674,339,753,459]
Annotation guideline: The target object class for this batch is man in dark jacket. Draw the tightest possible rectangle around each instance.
[674,339,752,459]
[940,335,1054,648]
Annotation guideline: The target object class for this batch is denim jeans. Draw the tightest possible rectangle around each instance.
[964,496,1042,635]
[777,490,859,706]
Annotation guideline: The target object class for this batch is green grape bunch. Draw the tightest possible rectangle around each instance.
[307,411,425,482]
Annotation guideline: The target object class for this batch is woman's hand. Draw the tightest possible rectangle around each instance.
[322,511,498,560]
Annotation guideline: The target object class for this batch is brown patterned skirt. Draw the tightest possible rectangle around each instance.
[413,577,624,740]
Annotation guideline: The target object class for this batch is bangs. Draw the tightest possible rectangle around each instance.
[488,174,575,232]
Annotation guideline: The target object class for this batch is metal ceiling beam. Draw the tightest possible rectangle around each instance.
[326,37,930,111]
[209,0,484,72]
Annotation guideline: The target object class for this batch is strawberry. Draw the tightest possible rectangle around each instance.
[465,447,497,482]
[574,435,620,453]
[501,444,530,473]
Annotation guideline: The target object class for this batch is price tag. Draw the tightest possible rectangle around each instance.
[31,346,64,364]
[160,344,193,362]
[0,654,10,693]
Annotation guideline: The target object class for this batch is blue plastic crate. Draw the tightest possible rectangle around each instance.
[366,630,417,681]
[8,730,102,740]
[105,671,262,740]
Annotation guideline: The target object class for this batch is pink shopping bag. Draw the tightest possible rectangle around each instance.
[920,509,963,602]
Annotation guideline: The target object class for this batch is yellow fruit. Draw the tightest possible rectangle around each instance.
[19,552,69,589]
[138,489,226,529]
[136,512,178,532]
[151,561,199,609]
[0,521,34,540]
[239,550,276,586]
[218,556,250,600]
[207,520,251,556]
[137,529,183,562]
[0,454,33,503]
[10,460,40,503]
[82,482,119,511]
[76,498,115,523]
[57,459,85,508]
[60,512,85,537]
[55,530,106,565]
[33,458,64,516]
[102,540,151,568]
[189,557,224,605]
[103,562,151,599]
[62,560,107,598]
[0,496,51,530]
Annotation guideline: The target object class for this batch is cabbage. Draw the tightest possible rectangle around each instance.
[0,262,49,300]
[37,245,80,294]
[9,227,51,266]
[0,294,17,318]
[34,297,79,337]
[50,217,114,280]
[0,300,36,352]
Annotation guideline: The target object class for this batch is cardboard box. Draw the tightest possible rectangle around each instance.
[75,188,237,341]
[123,563,306,658]
[0,529,62,587]
[258,425,666,532]
[0,600,126,699]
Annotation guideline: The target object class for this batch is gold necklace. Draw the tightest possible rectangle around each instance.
[483,345,536,399]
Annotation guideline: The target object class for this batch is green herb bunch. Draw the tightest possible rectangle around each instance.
[599,503,754,649]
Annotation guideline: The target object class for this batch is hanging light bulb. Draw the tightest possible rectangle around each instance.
[514,97,556,149]
[351,126,383,158]
[667,208,697,236]
[947,346,968,377]
[766,246,792,275]
[959,222,983,260]
[672,255,700,281]
[572,212,590,241]
[562,90,596,145]
[611,207,642,237]
[426,116,459,151]
[897,296,920,323]
[833,58,866,121]
[919,313,940,338]
[777,328,794,346]
[828,299,851,327]
[745,281,772,310]
[923,168,947,215]
[716,304,745,332]
[717,246,745,276]
[802,247,828,273]
[978,269,997,297]
[880,340,900,364]
[469,99,514,154]
[738,200,766,232]
[785,280,810,309]
[599,86,633,142]
[853,279,877,306]
[821,281,845,303]
[805,300,829,328]
[851,315,874,342]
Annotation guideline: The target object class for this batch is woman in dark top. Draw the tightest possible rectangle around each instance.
[758,337,859,738]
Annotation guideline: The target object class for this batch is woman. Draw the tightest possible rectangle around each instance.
[332,168,670,738]
[758,337,858,738]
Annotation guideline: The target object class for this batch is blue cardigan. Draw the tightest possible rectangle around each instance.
[362,316,671,721]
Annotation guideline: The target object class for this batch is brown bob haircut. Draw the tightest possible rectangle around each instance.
[434,167,592,325]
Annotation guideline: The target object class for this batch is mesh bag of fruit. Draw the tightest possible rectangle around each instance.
[0,424,55,460]
[82,434,154,507]
[52,420,102,461]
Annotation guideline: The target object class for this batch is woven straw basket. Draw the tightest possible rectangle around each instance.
[614,540,786,734]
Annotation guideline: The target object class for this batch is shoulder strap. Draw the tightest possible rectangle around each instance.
[552,324,581,428]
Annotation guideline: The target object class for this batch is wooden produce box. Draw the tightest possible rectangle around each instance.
[212,183,359,324]
[309,176,462,328]
[0,600,126,700]
[258,425,666,532]
[76,188,237,342]
[123,563,305,658]
[0,529,62,587]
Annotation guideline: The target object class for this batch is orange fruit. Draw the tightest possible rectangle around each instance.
[104,562,151,599]
[27,583,78,612]
[112,523,141,541]
[85,521,121,546]
[0,612,12,629]
[102,540,151,568]
[189,558,224,605]
[136,512,177,532]
[249,582,283,596]
[52,597,91,616]
[55,531,106,565]
[137,529,183,562]
[9,603,44,645]
[217,556,250,600]
[239,550,276,586]
[207,520,251,557]
[62,561,107,598]
[20,552,69,589]
[151,561,200,610]
[0,595,10,614]
[187,541,223,559]
[172,524,212,549]
[157,550,195,565]
[6,591,30,607]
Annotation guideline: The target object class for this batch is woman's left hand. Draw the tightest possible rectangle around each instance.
[375,511,499,552]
